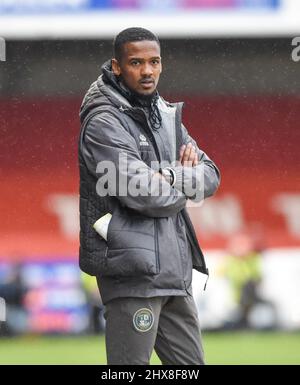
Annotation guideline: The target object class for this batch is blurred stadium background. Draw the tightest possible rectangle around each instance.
[1,0,300,364]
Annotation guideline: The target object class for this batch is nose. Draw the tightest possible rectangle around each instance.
[141,63,153,77]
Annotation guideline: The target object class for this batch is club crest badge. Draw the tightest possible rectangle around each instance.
[133,308,154,332]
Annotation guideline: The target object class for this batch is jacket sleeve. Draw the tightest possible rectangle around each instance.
[82,112,187,217]
[172,124,221,202]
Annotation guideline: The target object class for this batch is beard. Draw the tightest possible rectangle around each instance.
[119,78,157,107]
[131,89,156,105]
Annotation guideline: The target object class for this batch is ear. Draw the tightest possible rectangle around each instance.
[111,58,121,76]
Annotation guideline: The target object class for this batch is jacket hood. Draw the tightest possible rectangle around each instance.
[80,60,162,130]
[101,59,125,96]
[79,60,131,124]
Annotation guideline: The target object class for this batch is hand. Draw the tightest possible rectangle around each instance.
[179,142,198,167]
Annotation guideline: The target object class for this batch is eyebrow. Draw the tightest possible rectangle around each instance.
[129,56,161,61]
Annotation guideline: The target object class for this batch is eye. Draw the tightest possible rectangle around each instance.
[131,60,140,66]
[152,59,160,65]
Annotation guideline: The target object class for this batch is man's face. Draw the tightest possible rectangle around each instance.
[112,40,162,96]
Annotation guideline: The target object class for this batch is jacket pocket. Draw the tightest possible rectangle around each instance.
[103,208,159,277]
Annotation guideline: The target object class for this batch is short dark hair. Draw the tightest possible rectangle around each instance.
[113,27,160,61]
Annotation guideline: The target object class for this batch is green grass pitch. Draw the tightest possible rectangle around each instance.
[0,332,300,365]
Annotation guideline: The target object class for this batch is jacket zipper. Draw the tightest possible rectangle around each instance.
[172,219,186,291]
[142,110,162,275]
[154,218,160,274]
[140,104,186,283]
[182,209,208,275]
[122,107,161,274]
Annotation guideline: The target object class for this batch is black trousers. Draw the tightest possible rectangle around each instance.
[104,295,204,365]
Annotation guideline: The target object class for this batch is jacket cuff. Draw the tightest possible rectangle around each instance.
[172,166,184,192]
[162,167,177,187]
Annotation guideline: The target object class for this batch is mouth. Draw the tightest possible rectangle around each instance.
[139,79,155,89]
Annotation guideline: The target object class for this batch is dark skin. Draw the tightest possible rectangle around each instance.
[112,40,198,167]
[112,40,161,96]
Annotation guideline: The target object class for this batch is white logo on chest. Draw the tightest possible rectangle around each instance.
[139,134,149,146]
